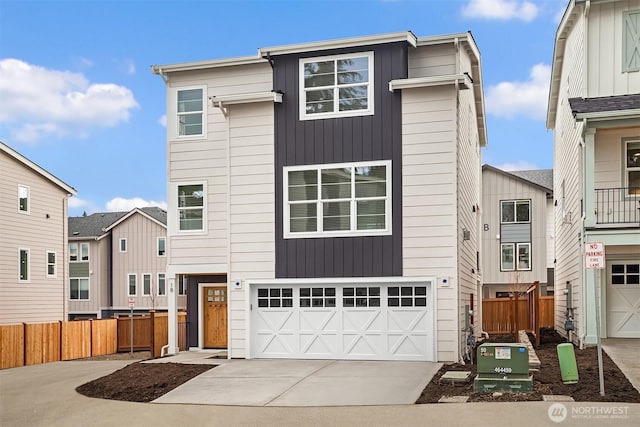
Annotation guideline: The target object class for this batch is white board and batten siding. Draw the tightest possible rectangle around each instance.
[0,151,71,324]
[552,12,586,340]
[228,102,276,359]
[166,64,273,272]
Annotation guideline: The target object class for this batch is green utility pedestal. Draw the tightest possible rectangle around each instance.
[557,343,579,384]
[473,343,533,393]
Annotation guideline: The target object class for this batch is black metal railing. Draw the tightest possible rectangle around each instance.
[595,187,640,225]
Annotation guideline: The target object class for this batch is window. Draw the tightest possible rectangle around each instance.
[80,243,89,261]
[143,274,151,296]
[46,251,56,278]
[158,273,166,296]
[178,183,205,231]
[177,88,204,137]
[623,11,640,72]
[18,184,29,213]
[625,140,640,195]
[69,278,89,300]
[119,238,127,253]
[501,243,531,271]
[69,243,78,262]
[284,161,391,238]
[387,286,427,307]
[343,287,380,308]
[300,52,374,120]
[257,288,293,308]
[501,200,530,223]
[611,263,640,285]
[19,249,29,282]
[157,237,166,256]
[300,287,335,307]
[128,274,137,296]
[179,276,188,295]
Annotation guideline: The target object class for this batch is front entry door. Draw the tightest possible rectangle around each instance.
[203,286,227,348]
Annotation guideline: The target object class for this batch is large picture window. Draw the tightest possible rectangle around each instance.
[501,200,530,223]
[178,183,205,231]
[177,88,204,137]
[284,161,391,238]
[501,243,531,271]
[300,52,373,120]
[70,278,89,300]
[626,140,640,195]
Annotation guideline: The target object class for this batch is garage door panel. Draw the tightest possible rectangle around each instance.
[300,334,337,356]
[343,334,380,357]
[607,262,640,338]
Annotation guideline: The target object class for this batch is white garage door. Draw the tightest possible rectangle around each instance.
[607,262,640,338]
[249,281,435,361]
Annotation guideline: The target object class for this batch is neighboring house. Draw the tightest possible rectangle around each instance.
[153,30,487,362]
[481,165,554,298]
[0,141,77,324]
[67,207,183,319]
[548,0,640,344]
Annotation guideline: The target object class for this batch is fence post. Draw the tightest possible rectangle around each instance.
[534,281,540,347]
[149,310,156,358]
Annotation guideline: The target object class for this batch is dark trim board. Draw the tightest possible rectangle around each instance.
[273,42,407,279]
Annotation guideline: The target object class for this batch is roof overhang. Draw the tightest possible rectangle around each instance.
[1,141,77,196]
[482,164,553,195]
[210,91,283,107]
[151,55,268,76]
[574,109,640,121]
[389,74,472,92]
[102,208,167,233]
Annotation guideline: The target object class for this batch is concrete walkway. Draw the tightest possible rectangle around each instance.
[602,338,640,393]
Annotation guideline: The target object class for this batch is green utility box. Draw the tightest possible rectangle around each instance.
[473,343,533,393]
[557,343,579,384]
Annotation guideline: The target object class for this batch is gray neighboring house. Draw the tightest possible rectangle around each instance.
[67,207,184,319]
[481,165,554,298]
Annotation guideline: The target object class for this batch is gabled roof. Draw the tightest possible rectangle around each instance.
[483,164,553,195]
[69,207,167,239]
[1,141,77,196]
[569,94,640,118]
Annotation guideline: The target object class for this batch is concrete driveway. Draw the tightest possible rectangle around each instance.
[153,358,441,406]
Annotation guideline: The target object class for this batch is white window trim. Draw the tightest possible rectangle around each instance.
[158,273,166,296]
[80,242,90,262]
[516,242,532,271]
[500,199,531,224]
[283,160,392,239]
[624,139,640,194]
[175,85,207,140]
[175,181,207,234]
[143,273,152,296]
[500,243,515,272]
[69,277,90,301]
[128,273,137,296]
[157,237,166,257]
[18,184,30,214]
[18,248,30,283]
[119,238,127,253]
[299,51,374,121]
[46,251,57,278]
[69,243,78,262]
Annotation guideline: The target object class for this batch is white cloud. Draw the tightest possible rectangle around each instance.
[462,0,539,21]
[68,196,92,209]
[105,197,167,212]
[115,58,136,75]
[158,114,167,127]
[485,63,551,121]
[0,58,139,143]
[496,160,539,171]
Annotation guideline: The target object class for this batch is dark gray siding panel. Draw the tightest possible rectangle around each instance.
[273,42,407,278]
[500,224,532,243]
[70,262,89,277]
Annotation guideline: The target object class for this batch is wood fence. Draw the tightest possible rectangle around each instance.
[0,312,186,370]
[482,295,554,334]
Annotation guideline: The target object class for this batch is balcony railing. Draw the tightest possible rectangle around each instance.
[595,187,640,225]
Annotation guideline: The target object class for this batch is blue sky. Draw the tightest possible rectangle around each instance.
[0,0,565,217]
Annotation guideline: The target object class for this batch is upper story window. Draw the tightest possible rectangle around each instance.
[128,274,137,296]
[177,88,204,137]
[69,243,78,262]
[284,160,391,238]
[178,183,205,232]
[80,243,89,261]
[19,248,29,282]
[157,237,166,256]
[501,200,530,223]
[626,140,640,195]
[143,274,152,296]
[623,11,640,72]
[158,273,166,296]
[46,251,56,278]
[18,184,29,213]
[119,238,127,253]
[300,52,374,120]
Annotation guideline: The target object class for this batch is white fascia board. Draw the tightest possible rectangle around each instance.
[246,276,437,285]
[258,31,417,56]
[210,91,283,107]
[151,55,267,75]
[0,141,77,195]
[166,263,228,276]
[575,109,640,121]
[388,74,472,92]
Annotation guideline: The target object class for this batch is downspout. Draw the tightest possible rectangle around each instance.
[454,37,463,363]
[226,101,232,357]
[108,233,113,308]
[578,118,587,349]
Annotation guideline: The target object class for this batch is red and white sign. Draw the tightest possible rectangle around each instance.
[128,297,135,308]
[584,242,605,270]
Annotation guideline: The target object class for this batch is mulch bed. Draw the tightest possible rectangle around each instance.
[416,328,640,403]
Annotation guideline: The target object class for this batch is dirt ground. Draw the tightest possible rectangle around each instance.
[77,329,639,404]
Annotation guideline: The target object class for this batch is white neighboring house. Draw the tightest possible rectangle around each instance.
[153,31,487,362]
[0,141,77,324]
[548,0,640,345]
[481,165,554,298]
